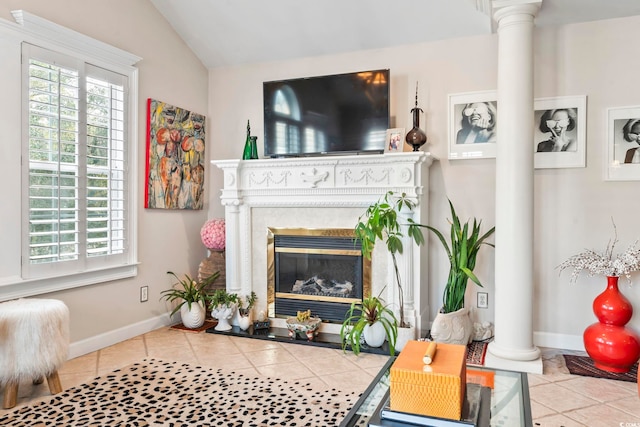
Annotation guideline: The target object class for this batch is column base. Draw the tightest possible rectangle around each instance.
[485,341,543,374]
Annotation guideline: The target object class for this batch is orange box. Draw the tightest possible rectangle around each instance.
[467,369,495,389]
[389,340,467,420]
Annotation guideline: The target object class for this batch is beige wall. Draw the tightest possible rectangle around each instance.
[0,0,210,351]
[207,16,640,349]
[1,1,638,352]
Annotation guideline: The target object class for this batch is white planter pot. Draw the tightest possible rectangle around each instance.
[238,312,252,331]
[396,325,415,352]
[363,321,386,348]
[180,301,205,329]
[431,307,473,345]
[211,304,236,331]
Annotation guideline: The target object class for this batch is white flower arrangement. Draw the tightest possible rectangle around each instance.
[559,226,640,284]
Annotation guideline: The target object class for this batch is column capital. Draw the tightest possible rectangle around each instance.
[492,0,541,23]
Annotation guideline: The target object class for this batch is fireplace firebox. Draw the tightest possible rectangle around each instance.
[267,228,371,323]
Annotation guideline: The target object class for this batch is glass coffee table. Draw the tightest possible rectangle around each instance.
[340,357,533,427]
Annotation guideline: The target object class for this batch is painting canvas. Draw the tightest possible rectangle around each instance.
[145,99,206,209]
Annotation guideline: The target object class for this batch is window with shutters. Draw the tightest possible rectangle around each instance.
[21,43,136,280]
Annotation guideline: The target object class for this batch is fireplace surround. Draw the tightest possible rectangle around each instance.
[212,152,433,336]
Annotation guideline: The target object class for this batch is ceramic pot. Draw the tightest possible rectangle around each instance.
[583,276,640,373]
[430,306,473,345]
[363,321,386,348]
[180,301,205,329]
[211,304,235,331]
[238,312,252,331]
[395,325,415,352]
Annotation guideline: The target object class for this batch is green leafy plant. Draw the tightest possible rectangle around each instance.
[421,200,495,314]
[355,191,425,328]
[207,289,239,310]
[160,271,220,316]
[340,294,398,356]
[238,291,257,316]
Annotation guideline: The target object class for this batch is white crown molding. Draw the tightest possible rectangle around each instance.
[5,10,141,68]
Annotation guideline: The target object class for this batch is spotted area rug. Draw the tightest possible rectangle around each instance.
[0,359,360,426]
[563,354,638,383]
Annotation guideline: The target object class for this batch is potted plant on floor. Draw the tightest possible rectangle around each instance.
[355,191,425,350]
[208,289,239,331]
[422,199,495,344]
[161,270,220,329]
[341,293,398,356]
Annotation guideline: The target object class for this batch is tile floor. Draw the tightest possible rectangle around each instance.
[1,326,638,426]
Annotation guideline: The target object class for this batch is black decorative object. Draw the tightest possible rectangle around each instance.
[405,83,428,151]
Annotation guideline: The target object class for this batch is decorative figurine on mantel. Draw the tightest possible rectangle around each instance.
[405,82,428,151]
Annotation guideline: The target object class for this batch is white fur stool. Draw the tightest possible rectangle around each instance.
[0,298,69,409]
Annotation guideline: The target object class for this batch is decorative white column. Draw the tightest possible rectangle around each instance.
[486,0,543,373]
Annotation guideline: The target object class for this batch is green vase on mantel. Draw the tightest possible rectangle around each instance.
[242,120,252,160]
[241,120,259,160]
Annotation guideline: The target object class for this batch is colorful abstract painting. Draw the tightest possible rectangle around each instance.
[145,99,206,209]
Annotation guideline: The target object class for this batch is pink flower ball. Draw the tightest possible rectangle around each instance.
[201,218,225,250]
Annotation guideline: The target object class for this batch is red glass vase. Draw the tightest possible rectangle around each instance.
[583,276,640,373]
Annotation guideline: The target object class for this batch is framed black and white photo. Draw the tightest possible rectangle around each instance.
[534,96,586,169]
[448,91,498,160]
[605,106,640,181]
[384,128,404,153]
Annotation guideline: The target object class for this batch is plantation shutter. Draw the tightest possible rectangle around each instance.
[23,44,128,278]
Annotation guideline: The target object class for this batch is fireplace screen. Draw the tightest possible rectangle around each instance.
[267,228,371,322]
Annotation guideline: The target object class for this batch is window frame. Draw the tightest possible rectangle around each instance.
[0,10,140,301]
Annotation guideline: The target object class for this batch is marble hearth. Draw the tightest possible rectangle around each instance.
[212,152,433,336]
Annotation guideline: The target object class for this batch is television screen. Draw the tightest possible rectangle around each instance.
[263,69,390,158]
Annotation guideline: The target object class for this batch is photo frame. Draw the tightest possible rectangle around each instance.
[145,99,206,210]
[448,91,498,160]
[534,96,587,169]
[384,128,405,153]
[605,106,640,181]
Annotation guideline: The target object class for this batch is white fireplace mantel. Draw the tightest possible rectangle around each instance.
[212,151,434,335]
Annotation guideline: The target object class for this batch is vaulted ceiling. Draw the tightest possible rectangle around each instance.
[150,0,640,69]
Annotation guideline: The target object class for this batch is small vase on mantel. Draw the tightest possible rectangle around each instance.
[583,276,640,373]
[405,82,427,152]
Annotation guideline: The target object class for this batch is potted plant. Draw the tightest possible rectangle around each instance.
[235,291,257,331]
[340,294,398,356]
[208,289,239,331]
[354,191,425,349]
[161,270,220,329]
[422,199,495,344]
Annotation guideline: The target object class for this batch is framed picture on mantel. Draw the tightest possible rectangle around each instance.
[384,128,404,153]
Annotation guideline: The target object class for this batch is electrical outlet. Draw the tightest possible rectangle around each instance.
[477,292,488,309]
[140,286,148,302]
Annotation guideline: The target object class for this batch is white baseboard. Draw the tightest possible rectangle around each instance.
[68,314,174,359]
[68,316,586,360]
[534,331,585,352]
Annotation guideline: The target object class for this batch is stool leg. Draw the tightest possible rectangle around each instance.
[33,376,44,385]
[46,371,62,394]
[3,381,18,409]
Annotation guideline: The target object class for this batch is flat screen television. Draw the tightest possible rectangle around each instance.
[263,69,390,158]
